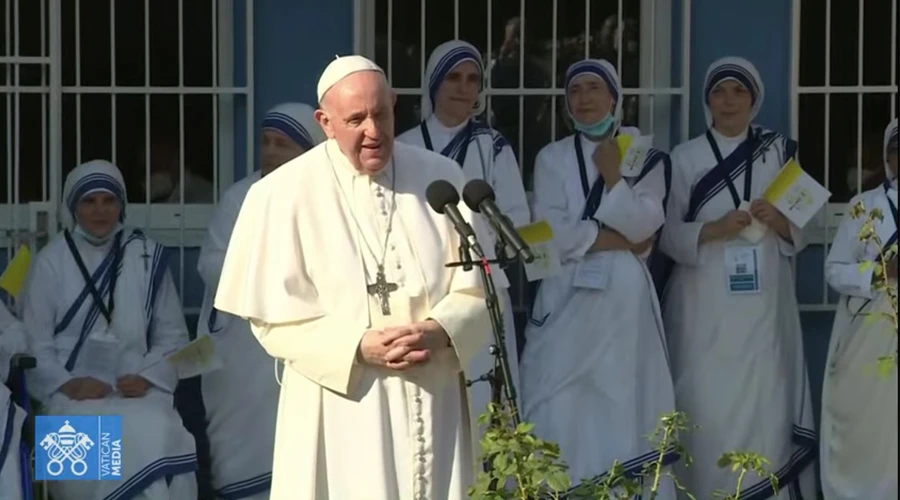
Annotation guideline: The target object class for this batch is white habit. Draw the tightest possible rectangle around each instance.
[0,304,28,500]
[214,136,492,499]
[396,39,529,428]
[659,57,817,499]
[820,118,898,500]
[197,102,325,500]
[22,160,198,500]
[519,59,676,496]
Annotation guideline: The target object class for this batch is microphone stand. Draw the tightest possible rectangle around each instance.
[446,235,520,427]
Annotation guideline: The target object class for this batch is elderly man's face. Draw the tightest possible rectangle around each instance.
[316,71,396,175]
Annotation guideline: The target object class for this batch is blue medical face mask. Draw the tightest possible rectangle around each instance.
[573,113,617,139]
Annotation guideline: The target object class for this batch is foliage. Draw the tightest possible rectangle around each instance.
[712,452,778,500]
[850,200,899,375]
[468,405,780,500]
[467,403,572,500]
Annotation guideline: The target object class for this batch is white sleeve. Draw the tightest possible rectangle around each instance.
[825,202,876,299]
[530,147,599,263]
[197,190,243,291]
[491,144,531,228]
[594,157,667,243]
[659,150,707,266]
[21,259,75,401]
[0,304,28,385]
[140,270,191,392]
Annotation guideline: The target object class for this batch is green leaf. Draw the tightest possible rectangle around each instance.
[858,260,874,274]
[546,470,571,492]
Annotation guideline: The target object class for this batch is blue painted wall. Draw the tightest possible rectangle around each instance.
[688,0,793,136]
[232,0,355,184]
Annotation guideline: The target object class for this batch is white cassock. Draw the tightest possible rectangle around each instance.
[660,125,817,498]
[214,138,492,500]
[520,130,677,495]
[820,118,898,500]
[0,305,28,500]
[197,102,325,500]
[23,220,198,499]
[398,81,529,426]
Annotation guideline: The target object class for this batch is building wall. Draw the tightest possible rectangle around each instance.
[94,0,827,429]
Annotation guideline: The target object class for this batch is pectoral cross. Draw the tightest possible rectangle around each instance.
[367,266,398,315]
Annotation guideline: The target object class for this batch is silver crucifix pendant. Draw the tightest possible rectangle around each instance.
[366,266,399,315]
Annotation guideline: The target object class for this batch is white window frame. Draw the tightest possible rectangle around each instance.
[353,0,691,160]
[789,0,898,310]
[354,0,691,317]
[0,0,255,251]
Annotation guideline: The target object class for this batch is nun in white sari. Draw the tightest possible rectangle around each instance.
[21,160,198,500]
[820,118,898,500]
[519,59,676,495]
[396,40,529,423]
[197,102,324,500]
[659,57,816,499]
[0,304,28,500]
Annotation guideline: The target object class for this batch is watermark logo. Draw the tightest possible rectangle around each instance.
[35,415,123,481]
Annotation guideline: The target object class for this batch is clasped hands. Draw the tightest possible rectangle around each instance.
[59,374,152,401]
[358,319,450,370]
[708,199,790,241]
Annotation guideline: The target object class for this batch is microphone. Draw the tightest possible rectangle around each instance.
[462,179,535,263]
[426,180,486,258]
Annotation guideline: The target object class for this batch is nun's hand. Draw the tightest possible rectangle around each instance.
[592,139,622,187]
[750,199,791,240]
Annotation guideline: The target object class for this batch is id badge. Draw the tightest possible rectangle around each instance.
[77,329,120,385]
[724,244,762,294]
[573,253,611,290]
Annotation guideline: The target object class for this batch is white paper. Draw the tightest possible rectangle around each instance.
[763,160,832,229]
[619,134,654,178]
[517,220,561,282]
[724,244,762,294]
[75,329,120,386]
[737,200,768,244]
[573,253,611,290]
[142,334,223,379]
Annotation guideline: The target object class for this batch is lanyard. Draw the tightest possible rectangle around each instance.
[705,129,754,209]
[64,229,122,326]
[420,120,474,168]
[574,133,607,218]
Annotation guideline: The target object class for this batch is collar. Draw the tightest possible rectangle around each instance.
[427,114,468,135]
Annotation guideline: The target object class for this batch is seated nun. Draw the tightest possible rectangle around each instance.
[518,59,677,496]
[820,117,898,500]
[658,56,817,499]
[21,159,198,500]
[197,102,325,500]
[396,40,529,428]
[0,303,28,500]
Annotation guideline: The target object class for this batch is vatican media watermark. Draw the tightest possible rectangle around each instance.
[34,415,123,481]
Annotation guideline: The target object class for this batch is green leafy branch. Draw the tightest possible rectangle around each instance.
[712,452,778,500]
[469,405,783,500]
[850,200,899,375]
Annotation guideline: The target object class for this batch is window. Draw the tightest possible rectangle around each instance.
[355,0,691,317]
[792,0,897,239]
[791,0,897,309]
[0,0,253,251]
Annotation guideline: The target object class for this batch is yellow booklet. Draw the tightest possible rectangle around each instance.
[762,158,832,229]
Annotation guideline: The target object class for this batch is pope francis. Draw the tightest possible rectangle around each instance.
[214,55,492,499]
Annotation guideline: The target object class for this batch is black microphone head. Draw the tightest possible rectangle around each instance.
[462,179,495,213]
[426,179,460,214]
